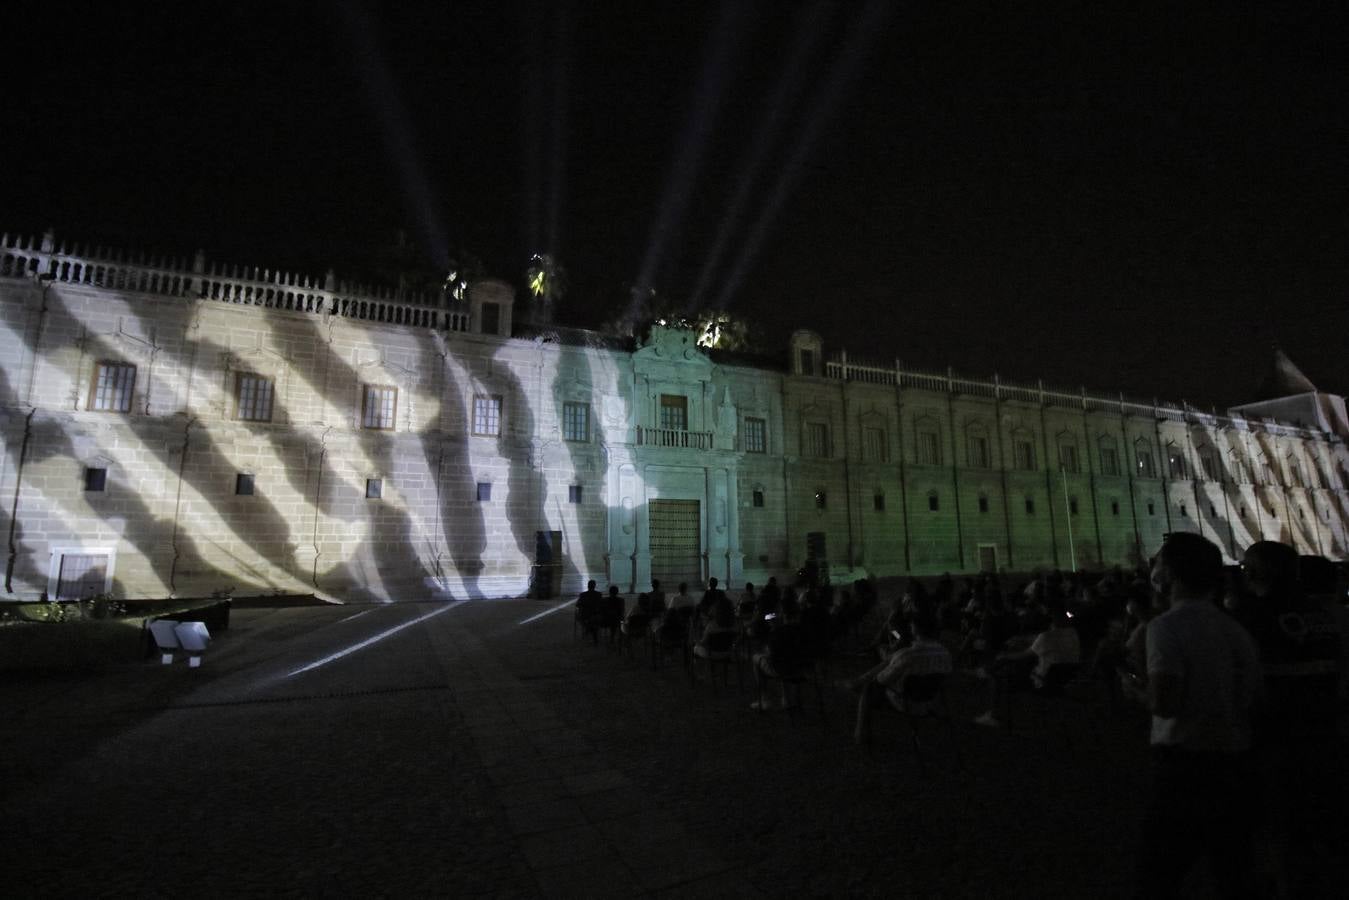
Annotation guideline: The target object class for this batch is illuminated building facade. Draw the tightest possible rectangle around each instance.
[2,230,1347,602]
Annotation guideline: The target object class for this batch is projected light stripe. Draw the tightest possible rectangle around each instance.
[517,600,573,626]
[287,600,466,677]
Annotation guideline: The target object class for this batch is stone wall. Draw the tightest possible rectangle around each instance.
[2,232,1347,602]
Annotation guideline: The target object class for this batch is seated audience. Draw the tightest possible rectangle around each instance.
[973,608,1081,727]
[847,614,952,745]
[751,593,808,710]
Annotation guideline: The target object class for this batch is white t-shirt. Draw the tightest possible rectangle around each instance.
[668,592,695,610]
[1146,599,1260,752]
[1029,625,1081,680]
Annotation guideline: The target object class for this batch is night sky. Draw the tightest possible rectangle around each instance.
[5,1,1346,407]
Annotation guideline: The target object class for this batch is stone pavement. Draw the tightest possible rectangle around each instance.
[3,598,1344,897]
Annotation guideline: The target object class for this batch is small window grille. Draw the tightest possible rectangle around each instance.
[568,484,583,504]
[476,482,492,502]
[752,489,765,508]
[235,473,255,496]
[365,478,382,499]
[814,490,827,510]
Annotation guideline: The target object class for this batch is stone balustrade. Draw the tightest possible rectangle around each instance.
[0,230,471,333]
[826,351,1326,441]
[637,426,713,450]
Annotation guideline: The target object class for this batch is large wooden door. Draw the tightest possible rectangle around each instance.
[649,499,701,589]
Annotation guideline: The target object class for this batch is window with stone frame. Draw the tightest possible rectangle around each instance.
[90,361,136,412]
[1166,443,1187,479]
[361,385,397,430]
[1014,436,1036,471]
[1198,446,1219,481]
[744,416,767,453]
[967,431,991,469]
[915,427,941,466]
[1135,441,1156,477]
[1099,438,1120,476]
[1228,450,1248,484]
[1260,457,1276,486]
[862,426,888,463]
[562,401,590,442]
[235,373,275,422]
[659,394,688,431]
[473,395,503,436]
[1286,454,1304,488]
[805,421,831,458]
[1058,441,1080,473]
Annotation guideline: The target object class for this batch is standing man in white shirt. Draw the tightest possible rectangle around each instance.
[1139,533,1261,898]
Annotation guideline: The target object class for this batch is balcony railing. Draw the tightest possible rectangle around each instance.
[637,426,712,450]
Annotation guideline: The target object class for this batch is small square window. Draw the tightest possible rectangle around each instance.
[927,493,940,512]
[1239,506,1247,519]
[815,491,827,510]
[1209,504,1216,517]
[1110,500,1120,516]
[978,495,989,513]
[1069,498,1079,516]
[1147,502,1155,516]
[568,484,583,504]
[1025,498,1035,515]
[477,482,492,502]
[235,473,255,496]
[873,493,885,512]
[84,467,107,492]
[1179,503,1188,518]
[366,478,382,499]
[752,489,765,508]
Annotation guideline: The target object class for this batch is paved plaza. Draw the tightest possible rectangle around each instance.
[3,598,1342,897]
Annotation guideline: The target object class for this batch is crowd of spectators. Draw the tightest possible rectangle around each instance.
[573,539,1347,895]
